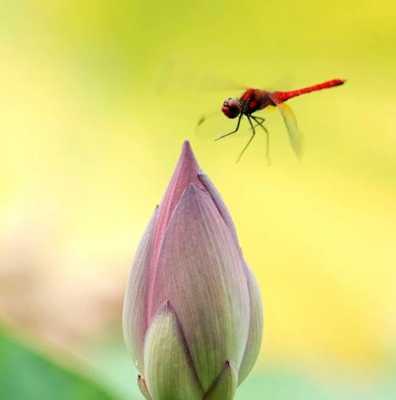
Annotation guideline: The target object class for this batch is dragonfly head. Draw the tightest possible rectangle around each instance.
[222,97,242,119]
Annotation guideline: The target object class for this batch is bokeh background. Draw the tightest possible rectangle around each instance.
[1,1,396,399]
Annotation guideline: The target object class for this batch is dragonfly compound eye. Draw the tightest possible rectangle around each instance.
[221,98,241,119]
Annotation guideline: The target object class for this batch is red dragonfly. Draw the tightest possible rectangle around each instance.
[210,78,345,163]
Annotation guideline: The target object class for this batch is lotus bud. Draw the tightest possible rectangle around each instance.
[123,141,263,400]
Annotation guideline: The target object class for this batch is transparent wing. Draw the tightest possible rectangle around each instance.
[276,102,304,159]
[197,74,247,92]
[196,110,217,128]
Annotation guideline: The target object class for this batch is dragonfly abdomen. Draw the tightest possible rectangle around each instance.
[273,78,345,103]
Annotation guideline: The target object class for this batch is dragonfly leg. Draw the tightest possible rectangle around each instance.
[251,115,271,165]
[251,115,267,131]
[251,115,263,125]
[236,115,257,163]
[215,112,243,141]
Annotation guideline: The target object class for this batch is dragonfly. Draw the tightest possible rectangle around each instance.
[203,78,346,163]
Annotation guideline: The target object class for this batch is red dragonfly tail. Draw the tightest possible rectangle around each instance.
[274,78,345,103]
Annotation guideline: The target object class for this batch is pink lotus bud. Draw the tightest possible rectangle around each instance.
[123,141,263,400]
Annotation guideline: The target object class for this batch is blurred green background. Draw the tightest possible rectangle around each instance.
[1,0,395,399]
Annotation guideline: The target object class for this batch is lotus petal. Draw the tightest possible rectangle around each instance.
[145,141,205,324]
[123,207,158,372]
[238,265,263,383]
[197,173,239,246]
[150,184,250,390]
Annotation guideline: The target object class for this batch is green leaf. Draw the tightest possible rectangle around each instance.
[0,327,119,400]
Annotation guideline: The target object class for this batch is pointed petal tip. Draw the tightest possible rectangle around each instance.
[179,140,201,174]
[181,140,194,158]
[155,141,204,235]
[156,299,179,319]
[182,139,192,151]
[158,299,172,313]
[203,360,237,400]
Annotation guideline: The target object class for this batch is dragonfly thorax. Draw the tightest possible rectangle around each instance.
[222,97,242,119]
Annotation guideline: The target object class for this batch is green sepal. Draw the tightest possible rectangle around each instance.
[143,301,203,400]
[137,375,152,400]
[203,361,237,400]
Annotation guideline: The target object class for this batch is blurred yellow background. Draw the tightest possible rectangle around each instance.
[1,1,395,398]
